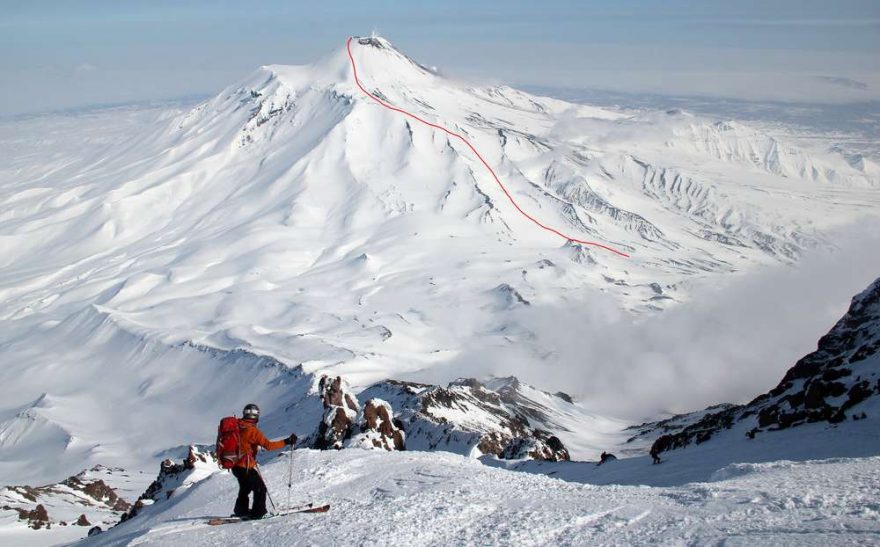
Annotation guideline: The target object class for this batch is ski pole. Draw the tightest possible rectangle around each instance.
[254,464,278,514]
[287,447,294,510]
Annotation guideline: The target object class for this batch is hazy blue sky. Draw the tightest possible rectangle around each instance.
[2,0,879,114]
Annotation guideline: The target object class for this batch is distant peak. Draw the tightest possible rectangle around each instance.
[354,36,394,50]
[347,35,438,80]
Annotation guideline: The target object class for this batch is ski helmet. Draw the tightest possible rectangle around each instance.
[242,403,260,421]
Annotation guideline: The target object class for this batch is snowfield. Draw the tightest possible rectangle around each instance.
[1,35,880,545]
[1,37,878,485]
[79,449,880,546]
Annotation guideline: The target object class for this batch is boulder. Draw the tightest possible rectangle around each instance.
[26,504,49,529]
[185,444,212,469]
[347,398,406,451]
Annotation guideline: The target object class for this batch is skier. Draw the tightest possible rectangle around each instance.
[650,446,662,465]
[231,403,297,519]
[597,451,617,466]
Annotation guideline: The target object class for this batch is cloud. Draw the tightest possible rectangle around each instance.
[412,223,880,422]
[75,63,97,73]
[817,76,869,91]
[705,17,880,28]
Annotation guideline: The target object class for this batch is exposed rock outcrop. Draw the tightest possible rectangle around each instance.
[347,398,406,451]
[63,474,131,512]
[359,376,573,461]
[119,445,218,524]
[647,277,880,455]
[625,404,735,446]
[2,504,50,529]
[500,436,570,462]
[314,375,360,450]
[0,464,135,532]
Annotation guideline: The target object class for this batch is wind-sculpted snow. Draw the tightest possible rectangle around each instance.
[83,449,880,546]
[626,158,819,257]
[544,161,669,245]
[1,36,880,500]
[669,118,878,187]
[0,305,314,485]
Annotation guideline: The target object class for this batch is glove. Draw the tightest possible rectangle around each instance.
[284,433,298,446]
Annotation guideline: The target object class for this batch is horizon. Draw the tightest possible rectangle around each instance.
[2,0,879,115]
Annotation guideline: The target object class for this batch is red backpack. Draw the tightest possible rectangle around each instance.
[216,416,242,469]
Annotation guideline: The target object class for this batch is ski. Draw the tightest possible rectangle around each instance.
[207,504,330,525]
[284,502,330,514]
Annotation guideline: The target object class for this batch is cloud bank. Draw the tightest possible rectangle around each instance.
[413,224,880,422]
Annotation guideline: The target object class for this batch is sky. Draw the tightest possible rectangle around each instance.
[1,0,879,115]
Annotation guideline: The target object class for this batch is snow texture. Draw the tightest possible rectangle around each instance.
[1,35,880,545]
[83,448,880,546]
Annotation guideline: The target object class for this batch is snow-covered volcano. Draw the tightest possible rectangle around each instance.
[1,36,879,490]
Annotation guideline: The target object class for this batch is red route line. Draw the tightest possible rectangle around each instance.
[345,37,630,258]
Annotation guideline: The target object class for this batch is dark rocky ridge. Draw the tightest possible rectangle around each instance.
[360,377,572,462]
[117,445,215,526]
[648,277,880,454]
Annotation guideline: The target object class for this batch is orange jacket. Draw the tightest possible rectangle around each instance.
[235,419,285,469]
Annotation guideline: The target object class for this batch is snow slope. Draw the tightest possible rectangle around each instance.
[490,411,880,488]
[0,465,151,546]
[0,306,314,485]
[1,35,879,495]
[82,448,880,546]
[1,34,880,546]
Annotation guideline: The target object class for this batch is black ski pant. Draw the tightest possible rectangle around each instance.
[231,466,268,518]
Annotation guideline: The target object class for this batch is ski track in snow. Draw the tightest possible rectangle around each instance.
[84,450,880,546]
[345,37,629,257]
